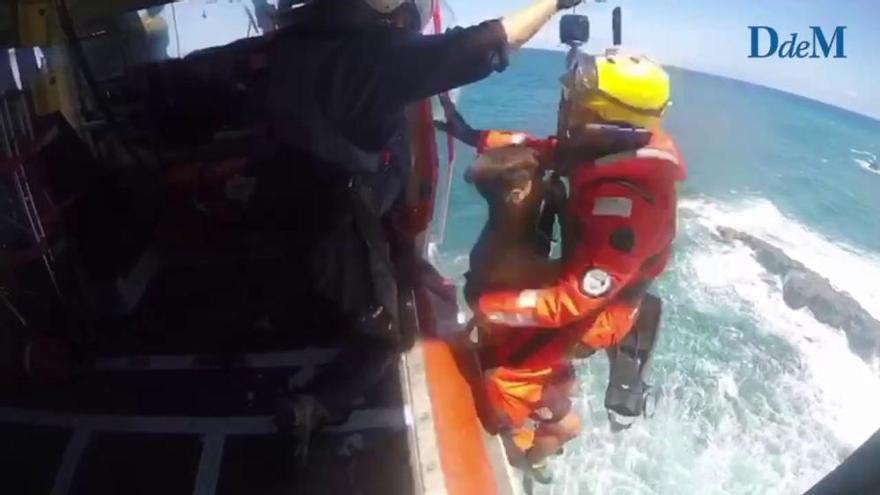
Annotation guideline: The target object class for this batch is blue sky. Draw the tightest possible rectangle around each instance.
[447,0,880,119]
[164,0,880,119]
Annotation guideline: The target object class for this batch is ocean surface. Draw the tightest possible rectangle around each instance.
[429,48,880,495]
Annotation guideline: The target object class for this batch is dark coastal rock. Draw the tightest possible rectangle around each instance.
[717,227,880,360]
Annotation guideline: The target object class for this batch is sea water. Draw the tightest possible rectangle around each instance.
[431,49,880,494]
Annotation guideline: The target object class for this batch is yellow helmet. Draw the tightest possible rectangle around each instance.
[564,51,670,130]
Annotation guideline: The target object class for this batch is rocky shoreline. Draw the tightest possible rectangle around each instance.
[717,227,880,361]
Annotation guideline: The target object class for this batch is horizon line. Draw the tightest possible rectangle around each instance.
[520,46,880,125]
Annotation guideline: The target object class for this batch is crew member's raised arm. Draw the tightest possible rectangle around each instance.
[502,0,578,49]
[381,0,583,105]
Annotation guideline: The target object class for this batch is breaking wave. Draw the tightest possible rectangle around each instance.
[851,149,879,175]
[541,196,880,495]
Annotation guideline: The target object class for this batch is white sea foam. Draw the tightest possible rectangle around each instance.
[855,158,880,175]
[680,197,880,319]
[851,149,879,175]
[689,245,880,442]
[437,194,880,494]
[850,149,877,159]
[536,196,880,495]
[680,198,880,483]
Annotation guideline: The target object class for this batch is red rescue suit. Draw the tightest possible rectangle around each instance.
[478,128,685,351]
[474,128,686,435]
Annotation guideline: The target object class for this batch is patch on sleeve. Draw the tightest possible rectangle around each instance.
[592,197,633,218]
[511,133,527,145]
[581,269,612,297]
[517,290,538,309]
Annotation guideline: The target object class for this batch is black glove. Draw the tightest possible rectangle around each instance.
[557,0,584,10]
[433,94,481,147]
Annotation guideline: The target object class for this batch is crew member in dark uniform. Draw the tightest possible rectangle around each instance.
[262,0,585,467]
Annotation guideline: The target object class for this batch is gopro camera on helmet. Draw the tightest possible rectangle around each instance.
[560,14,590,47]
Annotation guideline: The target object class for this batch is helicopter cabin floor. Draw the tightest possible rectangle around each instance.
[2,253,415,492]
[0,346,414,495]
[1,239,523,495]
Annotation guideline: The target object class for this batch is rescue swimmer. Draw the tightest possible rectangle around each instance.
[438,49,687,483]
